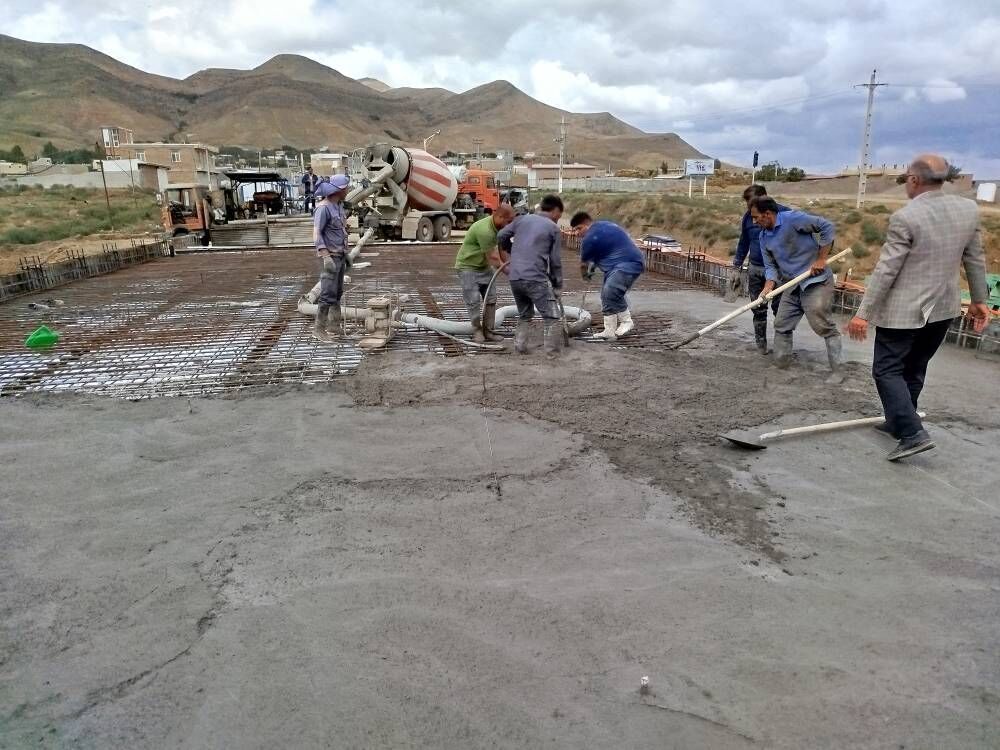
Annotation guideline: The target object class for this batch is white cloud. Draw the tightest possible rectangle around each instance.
[923,78,967,103]
[3,0,999,171]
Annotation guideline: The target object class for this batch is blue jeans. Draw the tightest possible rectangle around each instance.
[601,270,640,314]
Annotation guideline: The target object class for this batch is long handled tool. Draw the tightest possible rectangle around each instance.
[721,412,927,449]
[671,247,851,349]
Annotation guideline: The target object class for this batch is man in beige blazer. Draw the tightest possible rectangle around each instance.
[847,154,990,461]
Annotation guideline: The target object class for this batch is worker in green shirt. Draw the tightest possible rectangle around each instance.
[454,205,515,342]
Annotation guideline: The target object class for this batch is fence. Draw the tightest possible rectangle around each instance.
[642,247,1000,355]
[0,238,170,302]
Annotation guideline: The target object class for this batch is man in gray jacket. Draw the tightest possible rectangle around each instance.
[497,194,564,357]
[847,154,990,461]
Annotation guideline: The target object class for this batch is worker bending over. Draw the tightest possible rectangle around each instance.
[497,194,564,357]
[569,212,645,340]
[454,205,515,342]
[312,175,352,341]
[732,185,788,354]
[750,197,844,381]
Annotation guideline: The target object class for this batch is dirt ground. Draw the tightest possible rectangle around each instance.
[2,291,999,748]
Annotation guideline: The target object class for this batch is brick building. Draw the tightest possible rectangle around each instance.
[118,142,219,188]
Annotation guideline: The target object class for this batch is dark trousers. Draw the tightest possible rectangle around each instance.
[747,264,780,341]
[510,279,558,321]
[872,319,951,439]
[304,195,316,214]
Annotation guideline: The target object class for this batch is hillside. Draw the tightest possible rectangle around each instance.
[0,35,708,170]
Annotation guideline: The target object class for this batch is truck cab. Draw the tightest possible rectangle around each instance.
[456,169,500,214]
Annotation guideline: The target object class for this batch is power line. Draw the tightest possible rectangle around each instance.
[664,89,852,126]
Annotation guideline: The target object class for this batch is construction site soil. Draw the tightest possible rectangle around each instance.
[3,286,998,748]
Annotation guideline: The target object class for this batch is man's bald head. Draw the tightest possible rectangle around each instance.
[911,154,953,184]
[899,153,961,198]
[492,204,515,229]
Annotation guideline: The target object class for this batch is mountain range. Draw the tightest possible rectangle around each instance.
[0,34,708,170]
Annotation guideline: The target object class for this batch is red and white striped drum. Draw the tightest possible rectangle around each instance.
[400,148,459,211]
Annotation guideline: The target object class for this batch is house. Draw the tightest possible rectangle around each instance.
[118,142,219,189]
[310,153,348,175]
[0,161,28,176]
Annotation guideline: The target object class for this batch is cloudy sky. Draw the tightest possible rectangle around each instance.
[6,0,1000,174]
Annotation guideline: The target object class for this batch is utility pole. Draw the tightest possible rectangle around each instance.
[95,140,114,230]
[472,138,484,166]
[554,116,567,193]
[854,69,886,208]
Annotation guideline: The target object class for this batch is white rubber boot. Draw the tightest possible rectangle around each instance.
[595,313,619,341]
[615,310,634,337]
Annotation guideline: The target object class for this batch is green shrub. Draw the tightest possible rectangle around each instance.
[851,243,871,258]
[866,204,890,214]
[843,211,862,224]
[1,226,47,244]
[860,219,884,245]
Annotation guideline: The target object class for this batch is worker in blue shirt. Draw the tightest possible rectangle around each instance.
[732,185,788,354]
[750,196,844,381]
[312,175,351,341]
[570,211,645,340]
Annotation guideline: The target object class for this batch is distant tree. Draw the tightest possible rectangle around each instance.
[785,167,806,182]
[660,160,669,173]
[42,142,59,159]
[9,145,26,163]
[713,158,722,170]
[757,163,785,181]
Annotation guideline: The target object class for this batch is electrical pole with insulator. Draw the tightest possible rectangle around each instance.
[855,69,886,208]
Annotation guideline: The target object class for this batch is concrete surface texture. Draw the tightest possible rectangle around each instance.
[2,289,998,748]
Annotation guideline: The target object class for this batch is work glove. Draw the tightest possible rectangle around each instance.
[322,254,338,273]
[551,287,562,299]
[582,262,597,281]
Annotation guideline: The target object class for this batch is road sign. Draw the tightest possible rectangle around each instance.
[684,159,714,176]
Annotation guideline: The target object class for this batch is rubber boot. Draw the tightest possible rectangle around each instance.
[542,321,561,359]
[514,320,531,354]
[772,332,793,369]
[595,313,618,341]
[313,304,330,342]
[824,335,845,385]
[615,310,634,337]
[471,317,486,344]
[753,318,768,354]
[326,305,343,336]
[482,302,500,341]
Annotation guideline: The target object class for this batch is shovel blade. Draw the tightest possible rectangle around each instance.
[720,430,767,449]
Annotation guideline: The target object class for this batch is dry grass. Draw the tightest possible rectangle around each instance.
[0,186,163,275]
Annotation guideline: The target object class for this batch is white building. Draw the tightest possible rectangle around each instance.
[310,153,348,175]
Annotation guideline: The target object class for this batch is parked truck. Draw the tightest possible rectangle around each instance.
[346,144,501,242]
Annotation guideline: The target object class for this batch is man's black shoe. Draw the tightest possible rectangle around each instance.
[887,430,935,462]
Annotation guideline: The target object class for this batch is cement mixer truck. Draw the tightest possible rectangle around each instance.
[345,144,500,242]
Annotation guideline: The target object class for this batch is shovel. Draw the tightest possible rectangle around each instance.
[671,247,850,349]
[721,412,927,449]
